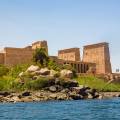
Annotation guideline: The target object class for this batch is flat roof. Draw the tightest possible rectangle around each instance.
[84,42,108,49]
[32,40,47,45]
[58,48,80,54]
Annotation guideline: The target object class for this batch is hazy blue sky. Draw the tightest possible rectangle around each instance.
[0,0,120,72]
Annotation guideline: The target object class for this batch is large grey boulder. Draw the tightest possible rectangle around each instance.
[22,91,31,97]
[27,65,40,72]
[39,68,50,75]
[60,69,73,78]
[49,86,57,92]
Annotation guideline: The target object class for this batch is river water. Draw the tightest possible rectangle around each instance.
[0,98,120,120]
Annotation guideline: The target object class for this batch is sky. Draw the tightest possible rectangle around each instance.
[0,0,120,72]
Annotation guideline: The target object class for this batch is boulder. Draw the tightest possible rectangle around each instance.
[79,88,89,97]
[10,96,21,102]
[21,96,33,102]
[39,68,50,75]
[49,94,57,99]
[32,96,41,102]
[0,92,10,97]
[55,85,63,92]
[87,93,93,99]
[0,96,5,102]
[22,91,31,97]
[61,88,69,93]
[27,65,40,72]
[49,86,57,92]
[60,69,73,78]
[69,92,82,100]
[60,80,78,88]
[48,85,63,92]
[55,78,61,85]
[98,94,103,99]
[88,89,99,98]
[93,92,99,99]
[57,93,68,100]
[71,87,83,94]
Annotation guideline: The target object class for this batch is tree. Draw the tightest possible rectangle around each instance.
[33,48,49,66]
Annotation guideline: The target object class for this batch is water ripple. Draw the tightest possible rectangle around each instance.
[0,98,120,120]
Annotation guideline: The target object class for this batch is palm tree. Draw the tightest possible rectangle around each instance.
[33,48,49,66]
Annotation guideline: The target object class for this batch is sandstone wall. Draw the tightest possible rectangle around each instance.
[58,48,80,61]
[83,42,112,74]
[0,53,4,64]
[4,47,34,66]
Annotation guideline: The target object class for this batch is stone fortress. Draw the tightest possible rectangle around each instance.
[0,40,112,74]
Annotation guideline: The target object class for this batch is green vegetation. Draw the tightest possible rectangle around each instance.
[0,48,120,92]
[77,75,120,92]
[1,62,120,92]
[33,48,49,66]
[48,60,61,71]
[0,65,9,77]
[0,48,61,91]
[0,76,54,91]
[8,63,31,78]
[0,61,120,92]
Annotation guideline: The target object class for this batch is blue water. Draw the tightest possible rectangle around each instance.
[0,98,120,120]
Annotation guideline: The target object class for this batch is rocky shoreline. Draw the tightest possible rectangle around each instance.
[0,78,101,103]
[0,88,99,103]
[100,92,120,98]
[0,91,120,103]
[0,65,120,103]
[1,89,120,103]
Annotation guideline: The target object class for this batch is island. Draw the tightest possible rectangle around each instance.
[0,40,120,103]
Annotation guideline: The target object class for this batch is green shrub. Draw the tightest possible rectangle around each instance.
[33,48,49,66]
[0,76,14,91]
[8,63,30,78]
[0,65,9,77]
[23,77,50,90]
[48,60,61,71]
[77,75,120,92]
[62,64,73,70]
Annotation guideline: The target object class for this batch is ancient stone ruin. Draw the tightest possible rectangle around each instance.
[83,42,112,74]
[0,40,112,74]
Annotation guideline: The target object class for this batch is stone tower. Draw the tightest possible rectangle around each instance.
[83,42,112,74]
[58,48,81,61]
[32,40,48,55]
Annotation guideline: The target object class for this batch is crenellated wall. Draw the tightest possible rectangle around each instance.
[4,47,34,66]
